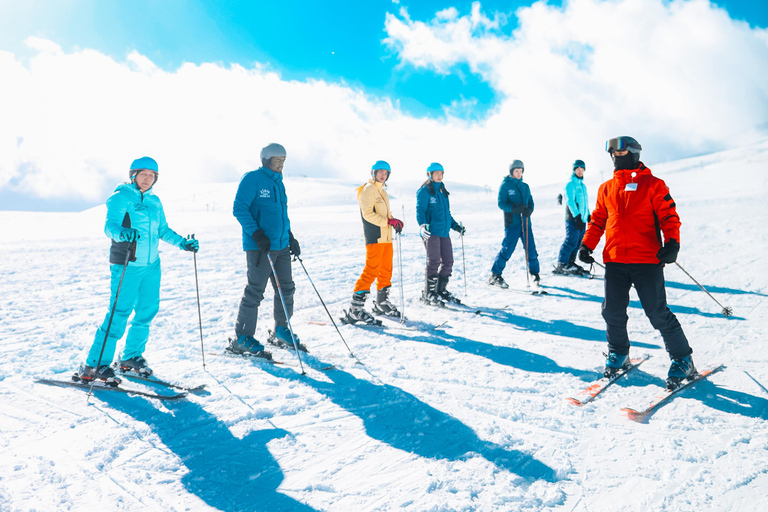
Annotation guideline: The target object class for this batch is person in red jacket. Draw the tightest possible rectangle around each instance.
[579,136,695,389]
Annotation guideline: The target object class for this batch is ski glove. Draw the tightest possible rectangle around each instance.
[420,224,431,241]
[578,244,595,264]
[522,207,533,218]
[119,228,139,243]
[452,223,466,236]
[511,203,526,214]
[573,215,586,230]
[181,236,199,253]
[656,239,680,264]
[388,218,404,234]
[288,231,301,257]
[251,229,271,253]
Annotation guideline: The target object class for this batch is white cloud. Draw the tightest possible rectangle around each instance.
[0,0,766,208]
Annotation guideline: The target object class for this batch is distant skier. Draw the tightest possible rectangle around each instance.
[488,160,540,289]
[417,162,466,305]
[554,159,590,276]
[78,157,199,384]
[231,143,303,358]
[579,136,695,389]
[345,160,404,324]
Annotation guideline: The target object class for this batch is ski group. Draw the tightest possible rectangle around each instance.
[57,135,713,404]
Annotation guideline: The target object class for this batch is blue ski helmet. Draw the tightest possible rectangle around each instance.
[426,162,444,177]
[371,160,391,181]
[129,156,159,184]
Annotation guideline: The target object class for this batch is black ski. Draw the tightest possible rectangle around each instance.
[35,377,187,401]
[215,349,335,372]
[116,371,206,392]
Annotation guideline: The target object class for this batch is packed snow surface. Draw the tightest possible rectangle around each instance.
[1,142,767,511]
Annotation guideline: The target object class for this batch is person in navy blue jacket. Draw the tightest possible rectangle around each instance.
[488,160,540,289]
[230,143,303,358]
[416,162,466,305]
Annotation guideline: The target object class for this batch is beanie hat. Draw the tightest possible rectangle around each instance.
[573,159,585,170]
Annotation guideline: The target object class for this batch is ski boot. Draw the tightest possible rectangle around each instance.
[566,263,588,276]
[420,276,445,307]
[371,286,402,319]
[552,263,568,275]
[268,326,309,353]
[666,355,696,390]
[75,364,122,386]
[342,291,381,325]
[603,352,630,378]
[436,275,461,304]
[226,335,273,360]
[487,273,509,289]
[118,356,153,376]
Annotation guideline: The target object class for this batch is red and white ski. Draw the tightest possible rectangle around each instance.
[566,355,650,406]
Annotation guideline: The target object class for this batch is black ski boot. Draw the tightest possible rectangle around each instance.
[436,275,461,304]
[421,276,445,307]
[487,273,509,289]
[371,286,402,319]
[118,356,153,376]
[343,291,381,325]
[666,355,697,390]
[226,335,273,360]
[75,364,122,386]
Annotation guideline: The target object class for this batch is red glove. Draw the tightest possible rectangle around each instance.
[388,218,404,234]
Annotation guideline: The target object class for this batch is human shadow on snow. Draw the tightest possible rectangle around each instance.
[671,379,768,421]
[103,394,317,512]
[260,364,558,483]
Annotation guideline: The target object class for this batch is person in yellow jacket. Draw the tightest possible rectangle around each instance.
[344,160,404,324]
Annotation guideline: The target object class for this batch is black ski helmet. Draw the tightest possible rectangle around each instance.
[606,136,641,166]
[261,143,287,168]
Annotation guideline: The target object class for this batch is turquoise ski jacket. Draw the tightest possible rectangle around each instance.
[416,181,458,238]
[564,173,589,222]
[105,182,186,266]
[233,167,291,251]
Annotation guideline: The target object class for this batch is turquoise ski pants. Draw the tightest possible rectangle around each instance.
[86,259,161,367]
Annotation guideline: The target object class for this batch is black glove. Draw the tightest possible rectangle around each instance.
[522,207,533,218]
[453,224,466,235]
[574,215,586,230]
[511,203,526,214]
[578,244,594,264]
[251,229,271,253]
[289,231,301,257]
[656,239,680,264]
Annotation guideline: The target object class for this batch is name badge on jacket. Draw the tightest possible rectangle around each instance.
[625,183,638,191]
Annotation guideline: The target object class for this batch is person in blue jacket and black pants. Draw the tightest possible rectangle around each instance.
[230,143,303,358]
[78,156,199,384]
[554,159,590,275]
[417,162,465,305]
[488,160,540,289]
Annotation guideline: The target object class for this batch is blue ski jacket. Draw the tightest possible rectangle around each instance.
[416,181,458,238]
[497,176,534,228]
[233,167,291,251]
[105,182,186,266]
[564,173,589,222]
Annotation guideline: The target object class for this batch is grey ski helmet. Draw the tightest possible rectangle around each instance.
[509,159,524,174]
[260,143,287,167]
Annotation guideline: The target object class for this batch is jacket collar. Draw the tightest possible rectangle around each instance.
[612,163,650,184]
[259,166,284,182]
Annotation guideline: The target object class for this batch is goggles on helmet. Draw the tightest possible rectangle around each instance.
[605,137,642,154]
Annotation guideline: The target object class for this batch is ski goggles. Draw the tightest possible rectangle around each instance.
[606,137,642,153]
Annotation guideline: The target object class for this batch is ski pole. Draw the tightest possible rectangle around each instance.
[460,223,467,296]
[674,262,733,317]
[89,240,136,397]
[191,234,206,370]
[295,255,357,360]
[396,232,406,324]
[267,253,306,375]
[522,214,530,291]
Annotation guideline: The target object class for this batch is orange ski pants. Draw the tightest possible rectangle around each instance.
[354,242,393,292]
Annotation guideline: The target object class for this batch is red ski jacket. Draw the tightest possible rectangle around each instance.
[582,164,680,264]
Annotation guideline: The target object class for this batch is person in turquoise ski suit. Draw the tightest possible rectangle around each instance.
[555,159,590,274]
[416,162,465,304]
[488,160,540,289]
[81,156,198,383]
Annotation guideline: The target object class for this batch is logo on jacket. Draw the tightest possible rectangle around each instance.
[134,203,148,211]
[509,190,517,196]
[259,189,271,199]
[429,197,437,204]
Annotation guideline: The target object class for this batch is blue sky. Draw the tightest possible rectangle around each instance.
[1,0,767,211]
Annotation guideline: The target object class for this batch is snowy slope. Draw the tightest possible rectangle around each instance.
[1,141,767,512]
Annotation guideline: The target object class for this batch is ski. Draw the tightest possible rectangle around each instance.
[622,364,725,422]
[566,355,650,406]
[215,350,335,372]
[35,377,187,401]
[508,288,549,296]
[115,371,206,393]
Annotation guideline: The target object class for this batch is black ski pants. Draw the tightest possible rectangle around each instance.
[235,247,294,337]
[603,262,692,359]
